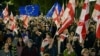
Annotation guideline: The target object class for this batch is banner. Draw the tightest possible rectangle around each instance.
[19,4,40,16]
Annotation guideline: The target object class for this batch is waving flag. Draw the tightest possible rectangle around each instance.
[22,15,29,29]
[3,5,9,24]
[40,37,49,56]
[10,12,15,22]
[19,4,40,16]
[46,2,61,18]
[92,0,100,22]
[8,12,17,33]
[92,0,100,39]
[52,3,61,28]
[76,0,89,43]
[60,3,64,24]
[57,0,75,35]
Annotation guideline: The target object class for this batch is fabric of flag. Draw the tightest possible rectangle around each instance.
[9,12,16,30]
[19,4,40,16]
[60,34,68,42]
[8,12,18,33]
[92,0,100,22]
[2,5,9,24]
[57,0,75,35]
[60,3,64,24]
[10,12,15,22]
[46,2,61,18]
[40,37,49,55]
[52,3,61,28]
[92,0,100,39]
[22,15,29,29]
[96,16,100,39]
[76,0,89,43]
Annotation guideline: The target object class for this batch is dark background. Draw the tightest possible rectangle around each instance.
[0,0,96,18]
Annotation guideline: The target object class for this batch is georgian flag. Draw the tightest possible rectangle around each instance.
[92,0,100,39]
[3,5,9,24]
[52,3,61,28]
[60,3,65,25]
[76,0,89,43]
[8,12,18,34]
[57,0,75,35]
[40,37,49,55]
[22,15,29,29]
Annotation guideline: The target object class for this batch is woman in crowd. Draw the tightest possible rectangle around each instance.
[16,37,25,56]
[0,43,14,56]
[68,31,75,44]
[81,48,89,56]
[5,37,17,56]
[89,48,96,56]
[41,32,57,56]
[94,39,100,56]
[63,43,76,56]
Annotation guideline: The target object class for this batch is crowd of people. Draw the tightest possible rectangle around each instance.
[0,15,100,56]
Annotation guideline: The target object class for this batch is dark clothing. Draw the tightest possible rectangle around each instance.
[73,40,82,56]
[0,50,14,56]
[44,43,57,56]
[84,32,96,49]
[94,42,100,56]
[9,44,17,56]
[21,46,38,56]
[30,32,42,56]
[55,37,67,54]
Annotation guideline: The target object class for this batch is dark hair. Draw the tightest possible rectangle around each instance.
[17,38,25,47]
[91,48,96,52]
[46,32,53,38]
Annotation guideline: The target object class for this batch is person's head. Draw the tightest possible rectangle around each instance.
[32,27,38,32]
[43,53,50,56]
[45,26,49,31]
[27,39,33,48]
[66,43,72,50]
[18,37,23,42]
[63,29,69,34]
[81,48,89,56]
[70,31,75,36]
[6,37,12,45]
[46,32,52,39]
[35,30,41,36]
[3,43,9,50]
[90,48,96,56]
[17,37,25,46]
[55,35,60,41]
[88,27,95,33]
[46,32,52,41]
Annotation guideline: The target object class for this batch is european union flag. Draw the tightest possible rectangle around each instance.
[19,4,40,16]
[46,2,61,18]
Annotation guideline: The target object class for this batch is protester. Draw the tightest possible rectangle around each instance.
[63,43,76,56]
[41,32,57,56]
[0,43,14,56]
[16,37,25,56]
[21,39,38,56]
[89,48,96,56]
[81,48,89,56]
[5,37,17,56]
